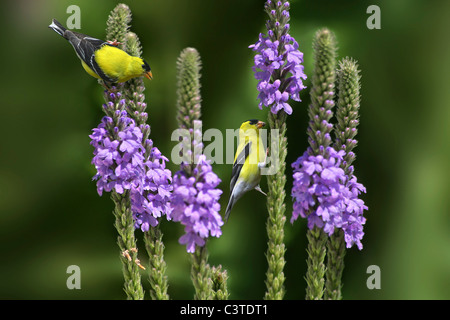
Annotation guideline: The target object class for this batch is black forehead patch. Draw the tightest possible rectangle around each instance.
[142,59,151,72]
[246,119,259,125]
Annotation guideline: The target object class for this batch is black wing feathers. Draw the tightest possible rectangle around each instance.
[50,19,117,84]
[229,141,251,193]
[66,33,117,83]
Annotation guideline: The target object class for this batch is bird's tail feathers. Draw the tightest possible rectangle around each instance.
[49,19,67,38]
[224,196,235,222]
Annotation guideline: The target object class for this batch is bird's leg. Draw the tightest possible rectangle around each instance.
[258,147,270,169]
[108,86,119,93]
[99,80,111,91]
[255,185,267,196]
[256,148,269,196]
[100,80,120,93]
[100,82,109,91]
[107,39,123,46]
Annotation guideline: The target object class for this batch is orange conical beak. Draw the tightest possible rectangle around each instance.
[257,121,266,129]
[144,71,153,80]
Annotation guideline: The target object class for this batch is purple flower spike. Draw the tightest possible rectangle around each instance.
[90,113,172,229]
[249,1,307,115]
[131,144,173,232]
[291,147,367,249]
[170,155,223,253]
[90,116,145,196]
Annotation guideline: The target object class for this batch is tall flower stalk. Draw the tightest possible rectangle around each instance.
[90,4,172,300]
[250,0,307,300]
[325,58,365,299]
[100,5,143,300]
[91,92,145,300]
[291,29,368,300]
[171,48,225,299]
[120,18,171,301]
[292,28,337,300]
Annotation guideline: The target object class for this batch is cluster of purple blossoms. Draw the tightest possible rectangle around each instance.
[170,155,223,253]
[249,1,307,115]
[291,146,367,250]
[90,109,172,231]
[130,146,173,232]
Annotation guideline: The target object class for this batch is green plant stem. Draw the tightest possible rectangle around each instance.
[325,229,346,300]
[144,226,169,300]
[111,190,144,300]
[191,245,212,300]
[305,225,327,300]
[264,111,287,300]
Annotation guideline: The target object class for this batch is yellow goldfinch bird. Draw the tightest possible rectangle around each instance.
[225,119,267,222]
[49,19,152,88]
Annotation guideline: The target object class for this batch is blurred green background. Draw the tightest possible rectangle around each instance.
[1,0,449,300]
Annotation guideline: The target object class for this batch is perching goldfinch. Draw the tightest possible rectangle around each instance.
[49,19,152,88]
[225,119,267,222]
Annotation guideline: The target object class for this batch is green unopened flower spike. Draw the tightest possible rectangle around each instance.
[123,31,148,124]
[106,3,132,50]
[176,47,202,132]
[307,28,337,156]
[334,57,361,175]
